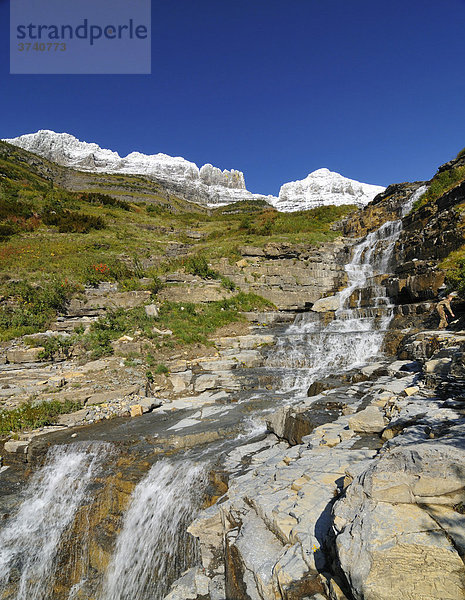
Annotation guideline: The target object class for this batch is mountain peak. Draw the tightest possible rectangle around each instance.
[4,130,385,210]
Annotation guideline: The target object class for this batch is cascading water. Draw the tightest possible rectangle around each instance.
[0,443,110,600]
[0,186,428,600]
[268,186,427,391]
[99,459,207,600]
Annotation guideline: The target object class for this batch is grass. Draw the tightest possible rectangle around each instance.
[0,399,82,436]
[0,139,356,283]
[0,279,75,341]
[80,292,274,356]
[412,165,465,212]
[0,138,355,351]
[440,249,465,296]
[157,293,274,345]
[14,292,275,361]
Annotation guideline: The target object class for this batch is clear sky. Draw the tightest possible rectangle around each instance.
[1,0,465,196]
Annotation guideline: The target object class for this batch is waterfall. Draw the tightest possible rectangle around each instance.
[268,186,427,391]
[0,443,110,600]
[99,459,207,600]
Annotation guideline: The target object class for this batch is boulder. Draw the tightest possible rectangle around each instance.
[333,439,465,600]
[144,303,159,318]
[6,347,45,363]
[311,295,340,312]
[348,406,385,433]
[129,404,143,417]
[3,440,29,454]
[335,498,465,600]
[170,371,193,393]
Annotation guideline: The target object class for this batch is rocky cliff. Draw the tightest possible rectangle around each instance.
[5,130,385,210]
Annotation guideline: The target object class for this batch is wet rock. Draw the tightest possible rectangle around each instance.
[311,295,340,312]
[164,567,210,600]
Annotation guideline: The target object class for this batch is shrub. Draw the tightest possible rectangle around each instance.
[220,276,236,291]
[412,166,465,212]
[0,279,74,340]
[82,258,131,285]
[150,276,164,295]
[0,399,82,436]
[37,336,73,360]
[456,147,465,160]
[184,255,218,279]
[154,363,169,374]
[445,258,465,297]
[0,222,19,241]
[42,209,105,233]
[79,192,131,211]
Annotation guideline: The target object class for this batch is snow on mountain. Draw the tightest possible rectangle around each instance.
[3,130,385,210]
[270,168,385,212]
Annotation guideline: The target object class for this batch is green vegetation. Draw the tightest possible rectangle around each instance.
[157,293,274,345]
[412,165,465,212]
[36,336,73,360]
[153,363,169,374]
[0,138,354,354]
[72,292,275,357]
[456,147,465,160]
[0,399,82,435]
[184,255,218,279]
[0,279,75,341]
[443,256,465,297]
[42,208,105,233]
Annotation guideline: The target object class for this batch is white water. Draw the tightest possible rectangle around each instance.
[0,186,428,600]
[0,443,109,600]
[99,459,207,600]
[269,186,427,391]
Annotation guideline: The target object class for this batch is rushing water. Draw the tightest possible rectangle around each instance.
[268,185,427,391]
[0,186,426,600]
[0,443,109,600]
[99,459,207,600]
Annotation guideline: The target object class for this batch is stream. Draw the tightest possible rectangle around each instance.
[0,187,425,600]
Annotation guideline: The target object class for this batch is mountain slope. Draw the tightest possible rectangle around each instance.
[5,130,385,210]
[272,167,385,211]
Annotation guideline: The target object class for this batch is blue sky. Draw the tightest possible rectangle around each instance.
[1,0,465,195]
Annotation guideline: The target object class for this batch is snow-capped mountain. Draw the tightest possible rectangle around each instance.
[272,168,385,211]
[4,130,385,210]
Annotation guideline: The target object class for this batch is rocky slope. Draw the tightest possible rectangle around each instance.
[161,151,465,600]
[164,340,465,600]
[4,131,385,209]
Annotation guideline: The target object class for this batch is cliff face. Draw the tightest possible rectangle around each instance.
[342,155,465,333]
[4,131,385,210]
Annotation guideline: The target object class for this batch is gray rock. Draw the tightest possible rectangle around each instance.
[348,406,385,433]
[144,303,159,318]
[86,385,140,406]
[3,440,29,454]
[333,438,465,600]
[163,567,210,600]
[311,295,340,312]
[6,347,45,364]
